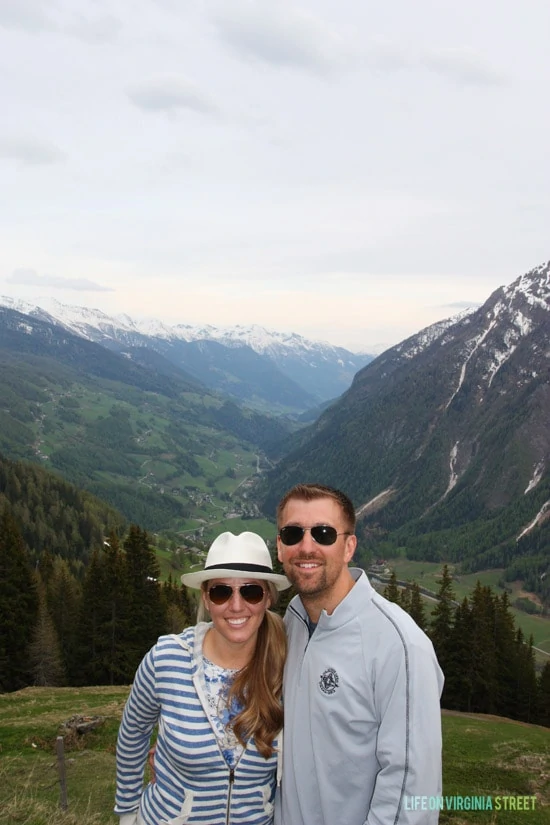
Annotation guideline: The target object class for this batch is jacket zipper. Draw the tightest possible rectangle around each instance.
[226,768,235,825]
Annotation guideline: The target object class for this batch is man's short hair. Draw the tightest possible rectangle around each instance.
[277,483,356,533]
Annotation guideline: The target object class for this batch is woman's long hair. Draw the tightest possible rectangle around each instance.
[198,582,286,758]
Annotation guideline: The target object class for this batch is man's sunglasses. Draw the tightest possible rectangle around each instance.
[278,525,350,546]
[207,583,266,605]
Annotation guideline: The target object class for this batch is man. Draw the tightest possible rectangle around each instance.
[275,483,444,825]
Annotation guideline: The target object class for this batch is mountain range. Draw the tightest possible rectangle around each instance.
[1,262,549,602]
[0,297,372,413]
[263,260,550,596]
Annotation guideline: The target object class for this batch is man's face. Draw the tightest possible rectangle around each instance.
[277,496,356,601]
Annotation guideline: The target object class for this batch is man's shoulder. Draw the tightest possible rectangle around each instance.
[364,590,435,648]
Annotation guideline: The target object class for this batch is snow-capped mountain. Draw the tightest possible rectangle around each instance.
[264,260,550,572]
[0,297,373,407]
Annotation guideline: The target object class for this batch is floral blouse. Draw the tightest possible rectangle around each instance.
[201,655,245,769]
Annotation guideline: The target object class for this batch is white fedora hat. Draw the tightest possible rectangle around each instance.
[181,531,291,591]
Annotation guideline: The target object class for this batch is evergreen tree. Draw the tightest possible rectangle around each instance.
[46,557,82,682]
[409,583,427,632]
[537,661,550,727]
[468,583,497,714]
[0,508,38,691]
[29,576,65,687]
[75,546,109,685]
[492,592,518,718]
[103,532,133,684]
[444,598,474,711]
[429,564,455,683]
[124,525,165,675]
[383,570,400,603]
[162,574,195,631]
[399,585,411,613]
[514,630,538,724]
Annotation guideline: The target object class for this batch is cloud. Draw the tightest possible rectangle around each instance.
[440,301,482,312]
[0,0,56,33]
[127,77,221,115]
[7,269,114,293]
[211,3,503,86]
[65,13,122,44]
[0,137,67,166]
[0,0,121,43]
[212,1,346,75]
[366,42,505,86]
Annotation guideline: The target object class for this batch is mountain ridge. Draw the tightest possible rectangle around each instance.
[261,260,550,591]
[0,296,373,408]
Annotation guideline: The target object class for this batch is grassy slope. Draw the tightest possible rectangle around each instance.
[0,687,548,825]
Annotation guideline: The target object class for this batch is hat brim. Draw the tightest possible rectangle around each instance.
[181,568,291,591]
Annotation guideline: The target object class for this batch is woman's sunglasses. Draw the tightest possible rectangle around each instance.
[278,525,350,546]
[207,583,266,605]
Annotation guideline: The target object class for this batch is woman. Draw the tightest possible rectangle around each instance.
[115,531,290,825]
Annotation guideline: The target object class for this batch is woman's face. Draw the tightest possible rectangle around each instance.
[202,577,272,650]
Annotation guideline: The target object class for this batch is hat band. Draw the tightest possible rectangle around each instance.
[205,562,274,574]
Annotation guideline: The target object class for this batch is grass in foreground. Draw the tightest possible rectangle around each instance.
[0,687,548,824]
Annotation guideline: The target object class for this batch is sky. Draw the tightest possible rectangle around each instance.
[1,0,549,353]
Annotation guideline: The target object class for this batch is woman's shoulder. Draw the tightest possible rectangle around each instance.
[153,622,210,659]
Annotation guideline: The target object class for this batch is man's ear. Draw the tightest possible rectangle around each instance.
[344,534,357,564]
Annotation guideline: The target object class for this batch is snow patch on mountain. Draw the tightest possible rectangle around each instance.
[445,319,497,409]
[0,296,362,360]
[394,307,477,361]
[517,498,550,541]
[525,461,545,494]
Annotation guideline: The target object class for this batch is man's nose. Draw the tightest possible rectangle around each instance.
[298,529,317,550]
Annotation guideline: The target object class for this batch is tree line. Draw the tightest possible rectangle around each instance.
[383,566,550,726]
[0,510,196,692]
[1,490,549,729]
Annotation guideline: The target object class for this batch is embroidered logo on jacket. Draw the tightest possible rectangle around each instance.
[319,667,339,694]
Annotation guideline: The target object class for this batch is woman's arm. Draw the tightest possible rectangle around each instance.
[114,647,160,817]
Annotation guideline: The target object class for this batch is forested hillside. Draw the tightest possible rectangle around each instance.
[0,307,295,531]
[262,262,550,602]
[0,452,124,565]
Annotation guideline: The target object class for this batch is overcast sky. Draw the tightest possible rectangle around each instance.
[1,0,549,352]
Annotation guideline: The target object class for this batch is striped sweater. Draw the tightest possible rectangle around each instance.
[115,623,279,825]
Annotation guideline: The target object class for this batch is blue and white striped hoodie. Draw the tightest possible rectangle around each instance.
[115,623,279,825]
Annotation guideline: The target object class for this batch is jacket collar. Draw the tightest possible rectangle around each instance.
[289,568,374,632]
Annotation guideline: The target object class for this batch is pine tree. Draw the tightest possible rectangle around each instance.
[103,532,132,684]
[444,598,474,711]
[537,661,550,727]
[0,508,38,691]
[492,592,517,718]
[514,631,538,724]
[429,564,455,685]
[124,525,165,675]
[383,570,400,603]
[399,585,411,613]
[409,583,427,632]
[75,546,109,685]
[29,576,65,687]
[468,583,497,714]
[46,557,82,682]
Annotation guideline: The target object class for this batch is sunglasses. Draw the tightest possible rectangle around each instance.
[278,525,350,546]
[207,583,266,605]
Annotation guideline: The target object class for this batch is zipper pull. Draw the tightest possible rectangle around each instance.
[229,768,235,784]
